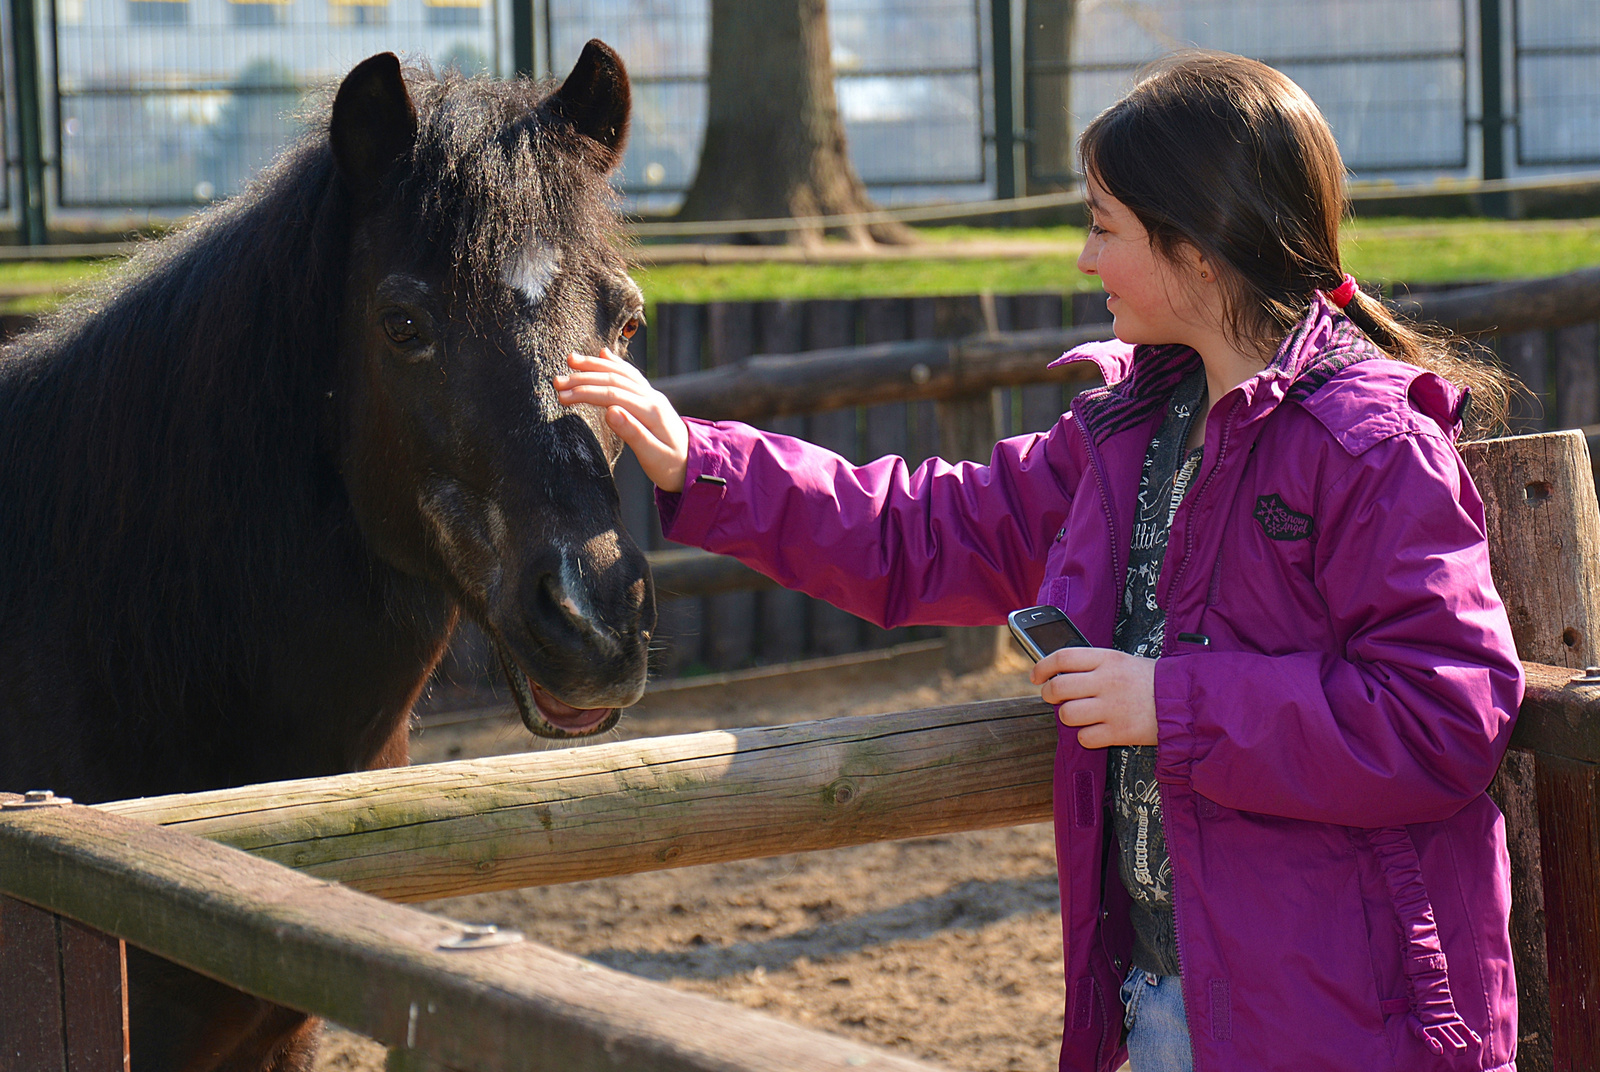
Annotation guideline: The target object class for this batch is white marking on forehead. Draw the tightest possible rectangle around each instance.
[504,242,562,305]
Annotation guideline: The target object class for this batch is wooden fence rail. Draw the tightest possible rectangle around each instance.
[654,324,1106,421]
[101,696,1059,903]
[86,663,1597,897]
[648,267,1600,424]
[0,794,949,1072]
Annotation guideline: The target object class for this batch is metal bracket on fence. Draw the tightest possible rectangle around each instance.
[1,789,71,809]
[436,923,523,951]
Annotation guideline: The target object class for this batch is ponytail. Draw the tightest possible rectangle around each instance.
[1341,285,1514,440]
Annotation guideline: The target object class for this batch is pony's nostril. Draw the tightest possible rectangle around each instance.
[539,572,617,652]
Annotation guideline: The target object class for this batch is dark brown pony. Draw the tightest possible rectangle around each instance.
[0,43,653,1071]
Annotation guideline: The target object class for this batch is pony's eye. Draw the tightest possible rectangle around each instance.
[619,317,641,340]
[382,310,420,345]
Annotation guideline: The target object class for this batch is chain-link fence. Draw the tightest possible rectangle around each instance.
[0,0,1595,232]
[1514,0,1600,166]
[53,0,500,206]
[544,0,987,214]
[1027,0,1471,187]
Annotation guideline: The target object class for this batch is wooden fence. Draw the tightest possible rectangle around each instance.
[5,270,1600,1071]
[434,268,1600,686]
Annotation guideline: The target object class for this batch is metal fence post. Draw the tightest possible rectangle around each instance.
[510,0,536,78]
[8,0,46,244]
[990,0,1023,201]
[1478,0,1510,217]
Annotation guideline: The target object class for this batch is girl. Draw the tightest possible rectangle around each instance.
[556,52,1523,1072]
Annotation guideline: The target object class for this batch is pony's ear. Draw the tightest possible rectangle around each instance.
[330,53,418,193]
[541,39,631,171]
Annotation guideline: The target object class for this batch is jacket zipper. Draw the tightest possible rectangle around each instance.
[1163,781,1202,1071]
[1159,395,1239,1072]
[1075,414,1124,1065]
[1160,394,1241,638]
[1079,421,1125,610]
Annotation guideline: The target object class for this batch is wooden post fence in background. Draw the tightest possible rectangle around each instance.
[934,295,1011,674]
[1462,429,1600,1072]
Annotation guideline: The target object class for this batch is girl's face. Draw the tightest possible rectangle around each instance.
[1077,175,1211,349]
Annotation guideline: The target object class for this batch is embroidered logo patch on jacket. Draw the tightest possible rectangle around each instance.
[1253,493,1313,541]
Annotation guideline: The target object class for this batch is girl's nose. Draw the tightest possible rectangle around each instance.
[1077,240,1098,276]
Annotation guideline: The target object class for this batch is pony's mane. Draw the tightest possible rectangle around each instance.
[0,65,619,707]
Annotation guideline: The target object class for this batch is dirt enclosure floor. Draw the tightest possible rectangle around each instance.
[313,642,1085,1072]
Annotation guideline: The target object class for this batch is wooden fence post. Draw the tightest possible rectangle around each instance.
[1463,429,1600,1072]
[934,295,1010,674]
[0,883,129,1072]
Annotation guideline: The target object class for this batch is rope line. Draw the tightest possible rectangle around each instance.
[627,169,1600,239]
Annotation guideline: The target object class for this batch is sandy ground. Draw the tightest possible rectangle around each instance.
[312,642,1082,1072]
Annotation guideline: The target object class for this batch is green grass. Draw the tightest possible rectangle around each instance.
[637,217,1600,303]
[634,255,1089,303]
[7,216,1600,314]
[1340,217,1600,284]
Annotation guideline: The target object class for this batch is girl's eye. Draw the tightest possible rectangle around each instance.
[620,317,641,340]
[1088,222,1106,236]
[383,311,419,344]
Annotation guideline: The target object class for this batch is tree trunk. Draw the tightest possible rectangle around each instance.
[675,0,914,246]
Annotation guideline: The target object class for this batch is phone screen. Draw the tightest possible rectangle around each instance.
[1026,616,1089,655]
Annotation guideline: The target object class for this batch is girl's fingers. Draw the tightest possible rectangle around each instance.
[605,406,687,492]
[1055,698,1113,750]
[1030,645,1104,685]
[1074,723,1114,750]
[1053,695,1104,726]
[1054,696,1124,751]
[557,350,690,494]
[555,381,646,410]
[604,406,667,468]
[1041,668,1101,706]
[567,350,646,383]
[554,369,640,395]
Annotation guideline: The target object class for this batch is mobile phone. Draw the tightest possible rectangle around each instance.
[1007,605,1091,662]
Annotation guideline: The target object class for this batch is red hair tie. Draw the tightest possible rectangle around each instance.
[1327,274,1359,310]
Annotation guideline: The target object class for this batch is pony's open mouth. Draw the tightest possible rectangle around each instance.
[492,638,621,739]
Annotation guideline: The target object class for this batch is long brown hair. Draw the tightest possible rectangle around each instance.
[1078,51,1513,437]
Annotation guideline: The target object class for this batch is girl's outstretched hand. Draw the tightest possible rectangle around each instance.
[1031,647,1158,749]
[555,349,690,493]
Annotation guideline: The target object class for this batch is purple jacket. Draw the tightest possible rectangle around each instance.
[658,298,1523,1072]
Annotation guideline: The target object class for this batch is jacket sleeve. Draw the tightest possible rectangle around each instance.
[655,416,1083,629]
[1152,428,1524,827]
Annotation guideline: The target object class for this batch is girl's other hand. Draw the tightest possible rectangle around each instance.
[555,349,690,493]
[1031,647,1158,749]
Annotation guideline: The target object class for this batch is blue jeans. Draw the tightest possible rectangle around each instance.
[1120,969,1194,1072]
